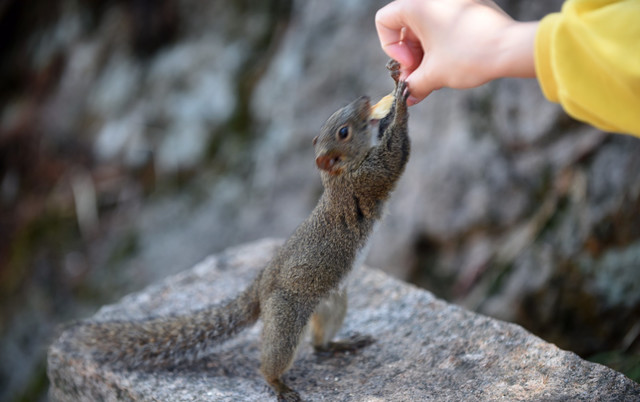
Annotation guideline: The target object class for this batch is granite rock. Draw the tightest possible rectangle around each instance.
[48,239,639,401]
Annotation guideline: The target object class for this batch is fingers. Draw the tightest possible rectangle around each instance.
[375,2,421,70]
[375,0,523,105]
[381,43,413,74]
[375,3,405,50]
[376,0,433,105]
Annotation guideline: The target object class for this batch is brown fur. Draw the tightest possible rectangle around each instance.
[60,61,410,401]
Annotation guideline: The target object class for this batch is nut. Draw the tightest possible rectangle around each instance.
[370,93,394,120]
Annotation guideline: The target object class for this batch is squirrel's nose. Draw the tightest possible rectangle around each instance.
[315,153,341,172]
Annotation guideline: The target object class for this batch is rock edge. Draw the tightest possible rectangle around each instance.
[48,238,640,401]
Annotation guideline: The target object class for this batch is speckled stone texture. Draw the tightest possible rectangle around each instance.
[48,238,640,401]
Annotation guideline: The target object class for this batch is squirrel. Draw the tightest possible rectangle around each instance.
[57,60,410,401]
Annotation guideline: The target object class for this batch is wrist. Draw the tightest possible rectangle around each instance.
[493,21,539,80]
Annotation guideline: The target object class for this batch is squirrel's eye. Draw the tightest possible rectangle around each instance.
[337,126,350,140]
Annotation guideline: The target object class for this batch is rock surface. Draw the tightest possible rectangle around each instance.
[48,239,639,401]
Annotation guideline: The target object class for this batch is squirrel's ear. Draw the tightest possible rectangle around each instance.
[312,136,318,146]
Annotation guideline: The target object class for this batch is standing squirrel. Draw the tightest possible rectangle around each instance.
[58,60,410,401]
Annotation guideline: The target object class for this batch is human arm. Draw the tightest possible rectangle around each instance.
[375,0,640,137]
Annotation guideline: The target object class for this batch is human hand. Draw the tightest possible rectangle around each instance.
[375,0,538,105]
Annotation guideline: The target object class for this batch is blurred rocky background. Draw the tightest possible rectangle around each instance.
[1,0,638,400]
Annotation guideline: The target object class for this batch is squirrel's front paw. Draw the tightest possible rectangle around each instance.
[386,59,401,83]
[394,80,409,109]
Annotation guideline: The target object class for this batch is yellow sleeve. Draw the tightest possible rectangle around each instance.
[535,0,640,137]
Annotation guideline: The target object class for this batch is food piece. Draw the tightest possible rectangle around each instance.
[370,93,394,120]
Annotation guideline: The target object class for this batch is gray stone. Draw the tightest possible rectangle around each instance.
[48,239,639,401]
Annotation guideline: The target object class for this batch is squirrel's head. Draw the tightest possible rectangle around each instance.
[313,96,374,176]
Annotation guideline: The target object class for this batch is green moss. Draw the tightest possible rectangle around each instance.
[409,234,457,300]
[2,207,79,307]
[12,359,48,402]
[588,350,640,383]
[106,230,139,267]
[485,261,514,297]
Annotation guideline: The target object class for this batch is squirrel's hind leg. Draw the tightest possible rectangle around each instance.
[311,289,374,355]
[266,378,302,402]
[310,289,347,347]
[260,294,312,401]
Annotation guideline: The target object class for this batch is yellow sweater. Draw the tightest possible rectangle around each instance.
[535,0,640,137]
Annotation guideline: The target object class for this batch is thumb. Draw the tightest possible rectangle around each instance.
[405,57,439,105]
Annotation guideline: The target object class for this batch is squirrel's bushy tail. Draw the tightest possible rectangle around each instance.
[69,279,261,370]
